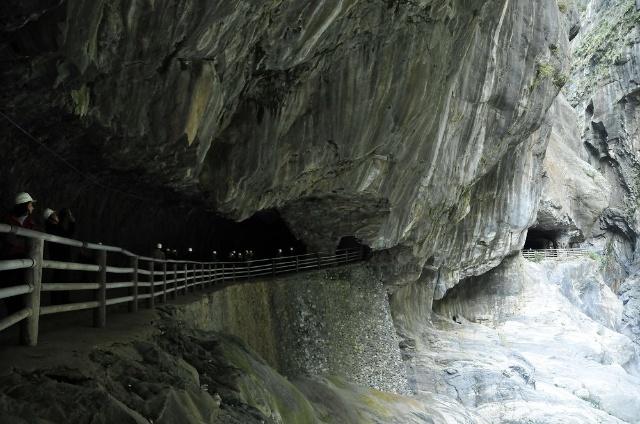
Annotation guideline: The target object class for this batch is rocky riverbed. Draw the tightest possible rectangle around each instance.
[1,259,638,423]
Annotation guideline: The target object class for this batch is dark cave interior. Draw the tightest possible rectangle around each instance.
[523,228,561,250]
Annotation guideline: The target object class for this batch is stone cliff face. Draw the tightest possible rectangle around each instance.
[1,0,568,289]
[411,256,640,423]
[534,94,610,247]
[529,0,640,346]
[557,0,640,276]
[7,1,640,423]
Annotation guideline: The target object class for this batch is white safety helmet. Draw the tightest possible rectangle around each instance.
[43,208,55,220]
[15,192,36,205]
[188,247,193,252]
[157,243,163,249]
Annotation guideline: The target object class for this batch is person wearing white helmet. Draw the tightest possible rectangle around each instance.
[5,192,37,230]
[43,208,59,229]
[152,243,165,260]
[44,207,76,304]
[1,191,37,257]
[1,192,37,316]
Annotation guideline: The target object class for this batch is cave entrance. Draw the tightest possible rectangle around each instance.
[209,209,307,261]
[523,228,561,250]
[336,236,371,258]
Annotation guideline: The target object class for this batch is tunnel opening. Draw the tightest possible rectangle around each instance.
[223,209,307,259]
[174,209,308,262]
[336,236,371,258]
[523,228,562,250]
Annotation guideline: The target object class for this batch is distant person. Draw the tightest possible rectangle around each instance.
[44,208,76,239]
[212,250,218,261]
[0,192,37,316]
[43,208,59,232]
[152,243,165,260]
[43,208,76,305]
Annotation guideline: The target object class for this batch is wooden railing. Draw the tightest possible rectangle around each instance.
[0,223,364,346]
[521,248,591,261]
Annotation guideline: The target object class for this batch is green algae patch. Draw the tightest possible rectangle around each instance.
[71,85,91,117]
[219,337,320,424]
[295,376,434,424]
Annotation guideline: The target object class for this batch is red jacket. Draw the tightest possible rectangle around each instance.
[1,214,36,259]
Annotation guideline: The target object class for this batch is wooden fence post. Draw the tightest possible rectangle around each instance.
[232,263,236,281]
[172,263,177,299]
[162,261,167,303]
[316,253,321,269]
[149,261,155,308]
[94,250,107,328]
[194,263,198,290]
[296,255,299,272]
[190,263,195,292]
[272,258,276,276]
[129,256,138,313]
[21,238,44,346]
[183,263,188,294]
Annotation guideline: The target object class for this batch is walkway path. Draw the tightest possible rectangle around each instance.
[0,223,363,346]
[521,248,591,261]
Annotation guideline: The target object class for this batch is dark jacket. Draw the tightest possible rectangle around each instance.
[45,219,76,262]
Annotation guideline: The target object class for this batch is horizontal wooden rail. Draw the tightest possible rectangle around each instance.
[105,266,134,274]
[40,301,100,315]
[43,260,100,272]
[0,223,365,346]
[521,248,591,261]
[42,283,99,291]
[0,259,34,271]
[0,307,31,332]
[0,284,32,300]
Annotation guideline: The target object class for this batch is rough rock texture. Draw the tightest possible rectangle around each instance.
[0,0,569,289]
[171,265,410,395]
[560,0,640,273]
[620,273,640,347]
[534,94,610,246]
[392,255,640,423]
[0,308,441,424]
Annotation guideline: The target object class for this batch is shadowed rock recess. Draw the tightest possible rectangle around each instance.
[3,0,640,423]
[1,0,567,282]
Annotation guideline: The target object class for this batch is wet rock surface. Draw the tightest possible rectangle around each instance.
[395,255,640,423]
[0,291,469,424]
